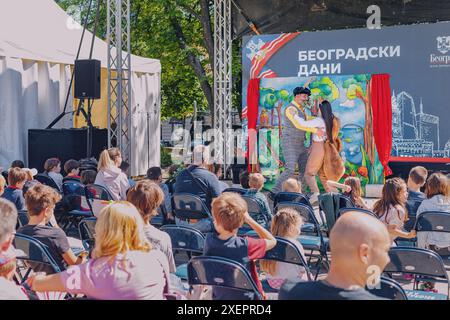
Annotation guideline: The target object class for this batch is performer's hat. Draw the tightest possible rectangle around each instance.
[293,86,311,96]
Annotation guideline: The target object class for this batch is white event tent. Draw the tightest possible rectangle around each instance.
[0,0,161,176]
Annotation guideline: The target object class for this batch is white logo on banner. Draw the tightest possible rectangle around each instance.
[437,36,450,54]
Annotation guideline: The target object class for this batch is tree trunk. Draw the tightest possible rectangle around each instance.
[169,14,214,116]
[199,0,214,72]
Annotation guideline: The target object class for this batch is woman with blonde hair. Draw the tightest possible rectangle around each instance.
[260,208,309,290]
[94,148,130,200]
[28,202,170,300]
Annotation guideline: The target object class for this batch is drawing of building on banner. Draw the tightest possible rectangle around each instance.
[392,91,450,158]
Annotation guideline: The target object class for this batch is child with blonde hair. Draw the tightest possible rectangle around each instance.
[28,202,170,300]
[282,178,302,193]
[261,208,309,290]
[95,148,130,200]
[246,173,272,218]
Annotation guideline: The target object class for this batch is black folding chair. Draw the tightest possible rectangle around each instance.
[337,207,378,219]
[34,173,60,192]
[415,211,450,264]
[239,195,271,232]
[160,224,206,280]
[151,204,172,228]
[14,234,62,282]
[274,202,329,279]
[319,193,355,232]
[222,187,247,195]
[384,247,450,300]
[84,184,114,215]
[16,210,29,229]
[273,192,312,210]
[78,217,97,252]
[61,181,93,231]
[187,256,264,300]
[366,276,408,300]
[171,193,213,233]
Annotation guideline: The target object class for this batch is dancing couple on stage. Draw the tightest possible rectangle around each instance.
[271,85,345,204]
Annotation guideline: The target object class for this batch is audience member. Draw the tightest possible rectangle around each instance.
[95,148,130,200]
[279,211,391,300]
[147,166,172,216]
[17,184,87,273]
[44,158,64,192]
[174,145,220,232]
[120,161,136,188]
[127,180,176,273]
[211,164,229,192]
[23,168,39,195]
[63,159,81,182]
[29,202,170,300]
[416,172,450,249]
[246,173,272,218]
[239,170,250,189]
[261,208,308,290]
[0,175,5,196]
[80,170,97,186]
[343,177,370,210]
[10,160,25,169]
[1,167,27,211]
[0,199,28,299]
[373,178,416,243]
[405,166,428,231]
[204,192,276,299]
[282,178,302,193]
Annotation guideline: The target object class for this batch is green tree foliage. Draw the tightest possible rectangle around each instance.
[56,0,242,120]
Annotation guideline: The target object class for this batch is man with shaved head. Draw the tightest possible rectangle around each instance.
[279,211,391,300]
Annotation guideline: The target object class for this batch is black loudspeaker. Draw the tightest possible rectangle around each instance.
[74,59,101,99]
[28,128,108,174]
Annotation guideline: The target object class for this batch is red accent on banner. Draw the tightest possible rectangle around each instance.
[389,157,450,163]
[371,74,393,176]
[247,78,260,172]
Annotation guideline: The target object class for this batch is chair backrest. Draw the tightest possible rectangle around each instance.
[262,237,312,280]
[62,181,85,196]
[275,202,321,236]
[84,184,114,201]
[34,173,60,191]
[78,217,97,251]
[187,256,263,300]
[222,187,247,195]
[415,211,450,234]
[13,233,62,276]
[241,195,270,228]
[384,247,449,297]
[337,207,378,219]
[16,210,29,229]
[338,194,355,208]
[366,276,408,300]
[273,192,312,209]
[151,205,167,227]
[160,224,206,254]
[171,193,211,220]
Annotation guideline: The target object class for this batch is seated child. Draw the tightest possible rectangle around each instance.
[246,173,272,218]
[282,178,302,193]
[261,208,309,290]
[203,192,277,300]
[373,178,416,243]
[1,167,27,211]
[63,159,81,182]
[17,184,88,273]
[0,246,29,300]
[405,166,428,231]
[343,177,371,210]
[44,158,64,192]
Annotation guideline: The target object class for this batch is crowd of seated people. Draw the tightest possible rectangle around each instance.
[1,149,449,300]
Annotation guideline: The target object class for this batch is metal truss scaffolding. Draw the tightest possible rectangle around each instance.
[107,0,132,166]
[214,0,233,165]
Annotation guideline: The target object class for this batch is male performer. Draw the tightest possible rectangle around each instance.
[271,86,323,196]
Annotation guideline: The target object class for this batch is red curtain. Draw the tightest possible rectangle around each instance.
[371,74,393,176]
[246,78,260,172]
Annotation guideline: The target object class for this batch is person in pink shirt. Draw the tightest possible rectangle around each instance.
[28,202,170,300]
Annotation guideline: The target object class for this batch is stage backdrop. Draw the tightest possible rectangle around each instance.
[242,22,450,162]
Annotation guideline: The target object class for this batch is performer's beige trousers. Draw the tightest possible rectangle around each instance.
[304,141,328,193]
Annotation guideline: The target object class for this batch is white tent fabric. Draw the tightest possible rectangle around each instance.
[0,0,161,176]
